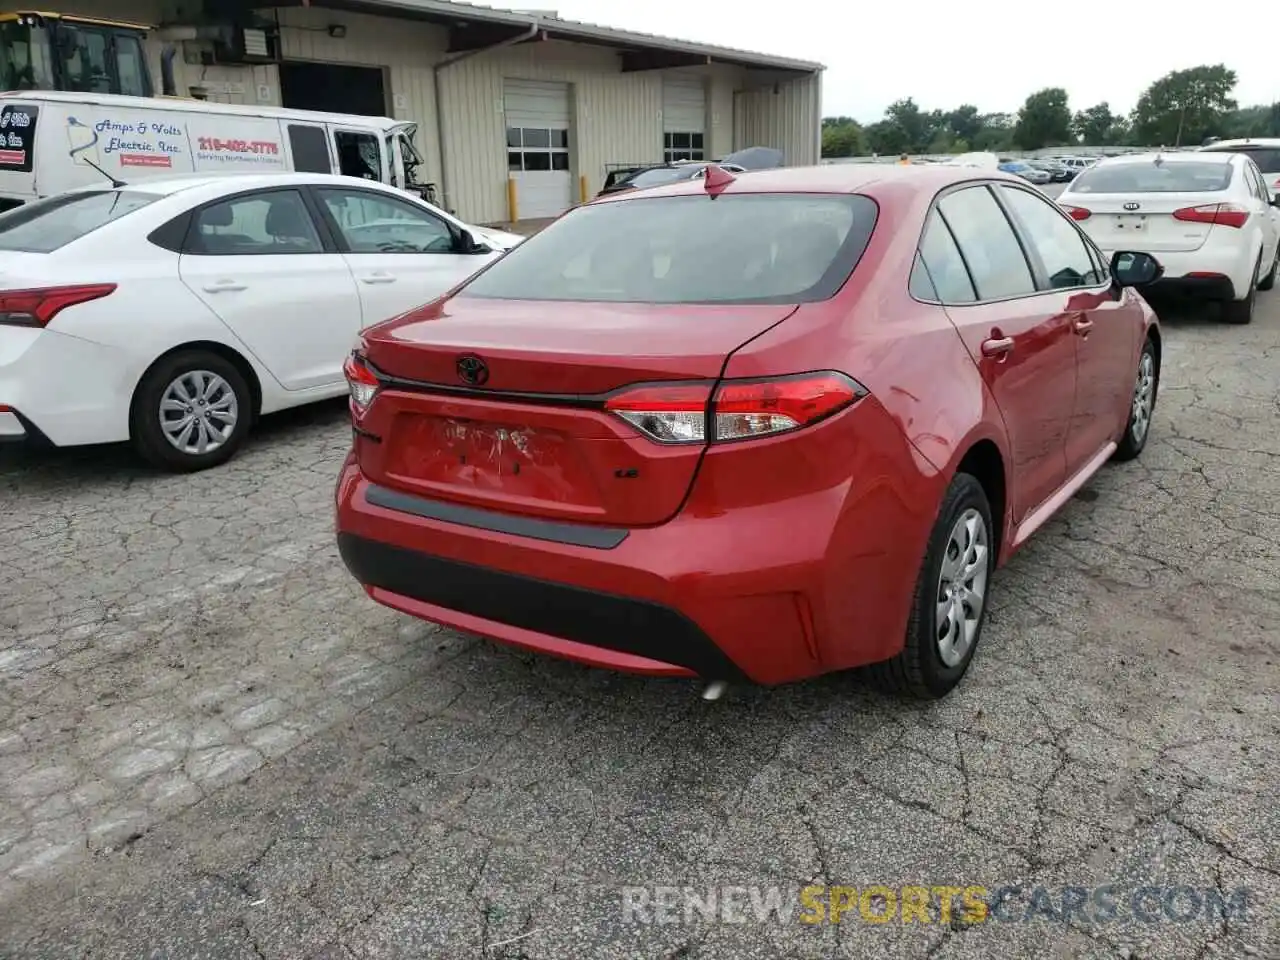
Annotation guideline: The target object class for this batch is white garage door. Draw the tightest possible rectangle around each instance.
[662,74,707,162]
[504,79,572,220]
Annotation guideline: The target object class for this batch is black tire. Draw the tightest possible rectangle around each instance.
[867,472,994,700]
[1222,256,1259,324]
[130,350,252,473]
[1259,246,1278,292]
[1113,338,1157,462]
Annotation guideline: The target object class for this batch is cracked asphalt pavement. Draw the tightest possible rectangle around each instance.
[1,292,1278,960]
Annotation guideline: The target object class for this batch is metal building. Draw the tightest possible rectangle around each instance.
[45,0,823,224]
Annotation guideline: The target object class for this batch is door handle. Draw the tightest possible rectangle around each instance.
[360,273,397,285]
[202,280,246,293]
[981,336,1014,358]
[1074,316,1095,335]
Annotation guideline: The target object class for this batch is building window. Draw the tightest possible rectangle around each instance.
[664,131,705,163]
[507,127,570,172]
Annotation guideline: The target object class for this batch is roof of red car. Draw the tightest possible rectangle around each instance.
[594,162,1023,202]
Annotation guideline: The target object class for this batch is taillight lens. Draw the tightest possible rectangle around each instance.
[604,372,866,445]
[0,284,116,327]
[343,352,380,416]
[1173,203,1249,228]
[1062,205,1091,221]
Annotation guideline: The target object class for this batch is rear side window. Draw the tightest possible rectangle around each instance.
[937,186,1036,300]
[288,124,331,173]
[0,189,159,252]
[913,212,976,303]
[1072,162,1233,194]
[460,194,879,305]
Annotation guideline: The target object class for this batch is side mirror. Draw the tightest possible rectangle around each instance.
[1110,251,1162,287]
[456,228,491,255]
[1269,195,1280,208]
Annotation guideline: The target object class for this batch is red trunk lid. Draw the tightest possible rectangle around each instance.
[355,295,797,526]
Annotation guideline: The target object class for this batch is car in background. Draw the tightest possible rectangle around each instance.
[998,160,1052,184]
[1198,138,1280,200]
[597,146,784,196]
[1058,156,1099,173]
[1026,158,1075,182]
[0,173,523,471]
[1058,152,1280,324]
[335,163,1162,701]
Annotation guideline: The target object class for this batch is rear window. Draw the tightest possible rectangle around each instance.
[0,189,160,252]
[1071,162,1233,194]
[460,193,879,305]
[1205,146,1280,174]
[625,167,697,189]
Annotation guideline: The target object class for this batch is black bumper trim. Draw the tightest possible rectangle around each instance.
[365,483,628,550]
[337,532,746,681]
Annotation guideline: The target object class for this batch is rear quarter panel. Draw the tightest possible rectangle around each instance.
[719,178,1010,667]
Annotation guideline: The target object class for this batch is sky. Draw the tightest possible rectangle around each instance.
[521,1,1278,122]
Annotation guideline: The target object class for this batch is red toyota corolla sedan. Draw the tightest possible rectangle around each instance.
[335,163,1163,699]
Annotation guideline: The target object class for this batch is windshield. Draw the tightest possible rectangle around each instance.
[460,193,879,305]
[0,189,161,252]
[1071,162,1233,194]
[0,21,55,90]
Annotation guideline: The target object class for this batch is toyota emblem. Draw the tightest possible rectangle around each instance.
[1123,202,1140,211]
[455,354,489,386]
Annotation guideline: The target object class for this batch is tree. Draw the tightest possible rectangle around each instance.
[1073,103,1117,146]
[884,98,928,153]
[945,105,983,145]
[971,113,1014,152]
[1014,87,1073,149]
[821,117,866,158]
[1130,65,1237,147]
[864,119,907,156]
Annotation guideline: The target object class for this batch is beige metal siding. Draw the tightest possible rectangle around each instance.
[437,40,664,223]
[733,72,822,167]
[661,73,705,133]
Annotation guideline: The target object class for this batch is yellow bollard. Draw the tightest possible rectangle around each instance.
[579,174,589,203]
[506,177,518,223]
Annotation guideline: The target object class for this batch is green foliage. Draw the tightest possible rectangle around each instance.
[1014,88,1073,149]
[824,65,1275,156]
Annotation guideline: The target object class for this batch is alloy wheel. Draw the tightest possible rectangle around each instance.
[1131,351,1155,445]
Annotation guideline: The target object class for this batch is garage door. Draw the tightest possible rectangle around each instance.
[662,74,706,163]
[504,79,572,220]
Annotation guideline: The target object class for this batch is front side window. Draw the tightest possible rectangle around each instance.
[937,186,1036,300]
[999,186,1103,289]
[461,193,878,305]
[333,130,381,181]
[61,27,111,94]
[318,188,454,254]
[190,190,323,256]
[0,189,159,252]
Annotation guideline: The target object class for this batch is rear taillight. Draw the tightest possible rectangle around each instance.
[1061,205,1091,221]
[0,284,116,327]
[343,352,380,416]
[604,372,866,445]
[1173,203,1249,229]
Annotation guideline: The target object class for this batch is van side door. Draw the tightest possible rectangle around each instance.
[286,122,333,174]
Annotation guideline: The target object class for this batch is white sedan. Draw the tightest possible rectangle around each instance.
[1057,151,1280,324]
[0,172,523,471]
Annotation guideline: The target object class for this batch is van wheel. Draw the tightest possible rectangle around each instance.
[867,472,993,699]
[130,350,251,472]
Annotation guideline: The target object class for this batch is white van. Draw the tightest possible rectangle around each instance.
[0,91,429,211]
